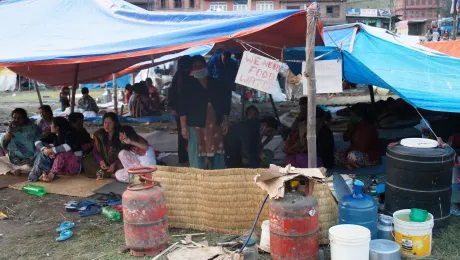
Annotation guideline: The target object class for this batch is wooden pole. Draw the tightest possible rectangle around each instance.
[305,9,318,168]
[70,64,80,113]
[453,0,458,40]
[34,81,43,107]
[131,73,135,85]
[113,73,118,115]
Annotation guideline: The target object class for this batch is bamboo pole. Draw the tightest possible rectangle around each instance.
[34,81,43,107]
[70,64,80,113]
[453,0,458,40]
[113,73,118,115]
[305,9,317,168]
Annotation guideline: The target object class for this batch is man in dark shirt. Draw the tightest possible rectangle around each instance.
[224,116,279,169]
[208,50,239,89]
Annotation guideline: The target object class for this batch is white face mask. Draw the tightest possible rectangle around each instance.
[193,68,208,79]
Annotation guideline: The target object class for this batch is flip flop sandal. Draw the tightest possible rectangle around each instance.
[79,205,102,217]
[56,230,73,242]
[56,221,75,232]
[65,200,96,212]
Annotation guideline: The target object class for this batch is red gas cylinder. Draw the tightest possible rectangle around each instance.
[122,166,168,257]
[269,180,319,260]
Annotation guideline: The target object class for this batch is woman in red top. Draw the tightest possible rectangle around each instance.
[115,125,156,183]
[334,103,382,169]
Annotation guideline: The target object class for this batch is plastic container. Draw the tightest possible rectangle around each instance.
[339,180,378,239]
[259,220,270,252]
[369,239,401,260]
[393,209,434,258]
[242,239,258,260]
[102,89,112,103]
[102,206,121,221]
[329,224,370,260]
[22,184,46,196]
[377,214,394,241]
[327,174,353,199]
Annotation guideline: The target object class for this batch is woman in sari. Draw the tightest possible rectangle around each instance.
[0,108,41,175]
[29,117,84,182]
[83,112,123,178]
[179,55,232,169]
[334,103,382,169]
[115,125,156,183]
[130,82,161,118]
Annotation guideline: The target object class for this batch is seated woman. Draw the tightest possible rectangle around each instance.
[130,82,161,118]
[83,112,123,179]
[0,108,41,176]
[36,105,53,137]
[334,103,382,169]
[68,112,92,154]
[284,103,335,168]
[115,125,156,183]
[29,117,84,182]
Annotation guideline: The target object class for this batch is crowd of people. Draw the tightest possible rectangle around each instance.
[426,28,452,42]
[0,51,386,184]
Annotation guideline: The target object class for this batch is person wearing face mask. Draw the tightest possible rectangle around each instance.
[178,55,232,169]
[334,103,382,169]
[169,55,192,166]
[283,101,335,168]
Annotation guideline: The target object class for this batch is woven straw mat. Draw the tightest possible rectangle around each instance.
[154,166,337,244]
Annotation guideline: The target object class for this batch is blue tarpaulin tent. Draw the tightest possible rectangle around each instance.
[285,24,460,112]
[0,0,317,86]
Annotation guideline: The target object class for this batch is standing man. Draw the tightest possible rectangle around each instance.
[208,49,239,90]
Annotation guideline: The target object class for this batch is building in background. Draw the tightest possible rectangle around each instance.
[347,0,393,9]
[279,0,347,25]
[393,0,446,21]
[203,0,281,11]
[127,0,203,11]
[346,8,392,29]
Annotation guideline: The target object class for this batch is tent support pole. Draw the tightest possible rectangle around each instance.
[70,64,80,113]
[241,86,247,120]
[269,94,279,122]
[131,73,135,85]
[113,73,118,115]
[305,9,318,169]
[368,84,379,128]
[34,81,43,107]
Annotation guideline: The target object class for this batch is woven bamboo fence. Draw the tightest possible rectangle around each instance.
[154,166,337,244]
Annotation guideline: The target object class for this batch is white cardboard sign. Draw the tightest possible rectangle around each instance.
[235,51,282,95]
[302,59,343,94]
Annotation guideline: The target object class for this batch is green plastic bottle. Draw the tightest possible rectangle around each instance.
[22,184,46,196]
[102,206,121,221]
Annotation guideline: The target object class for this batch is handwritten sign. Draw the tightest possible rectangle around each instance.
[302,59,342,94]
[235,51,282,94]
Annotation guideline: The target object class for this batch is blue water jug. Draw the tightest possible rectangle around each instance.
[339,180,378,239]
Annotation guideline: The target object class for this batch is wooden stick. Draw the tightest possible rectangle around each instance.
[34,81,43,106]
[269,94,280,123]
[305,9,318,168]
[151,242,179,260]
[170,233,205,237]
[113,73,118,115]
[70,64,80,113]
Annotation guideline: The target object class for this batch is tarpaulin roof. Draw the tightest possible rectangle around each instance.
[285,23,460,113]
[420,40,460,58]
[0,0,323,86]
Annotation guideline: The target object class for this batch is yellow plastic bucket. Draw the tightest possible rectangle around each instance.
[393,209,434,258]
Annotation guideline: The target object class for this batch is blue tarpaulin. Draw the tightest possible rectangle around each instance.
[0,0,311,86]
[81,74,132,89]
[285,24,460,113]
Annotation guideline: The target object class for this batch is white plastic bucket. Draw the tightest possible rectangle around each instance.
[259,220,270,252]
[329,224,371,260]
[393,209,434,258]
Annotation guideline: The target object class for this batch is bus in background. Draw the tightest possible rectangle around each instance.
[438,17,460,35]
